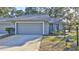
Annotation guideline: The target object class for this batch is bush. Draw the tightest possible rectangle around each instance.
[53,31,64,35]
[65,35,76,42]
[5,27,14,35]
[59,31,64,35]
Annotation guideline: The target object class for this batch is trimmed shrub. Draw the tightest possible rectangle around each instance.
[5,27,14,35]
[53,31,64,35]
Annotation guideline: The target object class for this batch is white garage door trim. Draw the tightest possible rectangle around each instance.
[15,21,45,35]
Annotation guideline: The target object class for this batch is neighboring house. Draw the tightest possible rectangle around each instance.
[0,15,63,35]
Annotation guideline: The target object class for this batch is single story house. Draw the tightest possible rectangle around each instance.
[0,14,63,35]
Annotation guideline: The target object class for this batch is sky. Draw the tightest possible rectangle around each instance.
[16,7,25,11]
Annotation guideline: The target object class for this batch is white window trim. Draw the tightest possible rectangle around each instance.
[15,21,45,35]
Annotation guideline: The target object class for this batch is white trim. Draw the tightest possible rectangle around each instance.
[15,23,17,34]
[43,22,44,35]
[15,21,45,35]
[15,21,44,23]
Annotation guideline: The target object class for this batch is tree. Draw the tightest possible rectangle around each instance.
[0,7,16,18]
[15,10,24,17]
[36,7,50,14]
[0,7,10,17]
[25,7,49,14]
[9,7,16,17]
[63,8,74,32]
[48,7,66,18]
[48,7,66,32]
[25,7,38,14]
[64,7,79,32]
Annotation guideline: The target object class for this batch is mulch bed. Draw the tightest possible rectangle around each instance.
[39,36,76,51]
[39,36,66,51]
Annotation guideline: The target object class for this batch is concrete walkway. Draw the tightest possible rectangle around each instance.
[0,35,42,51]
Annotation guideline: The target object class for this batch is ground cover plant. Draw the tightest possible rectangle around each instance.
[39,31,78,51]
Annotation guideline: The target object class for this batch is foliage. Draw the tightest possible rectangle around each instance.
[25,7,38,14]
[68,35,76,42]
[76,46,79,50]
[53,31,64,35]
[25,7,50,14]
[43,36,60,42]
[9,7,16,17]
[15,10,24,17]
[49,7,66,18]
[48,7,79,32]
[0,7,16,17]
[65,32,76,42]
[5,27,14,35]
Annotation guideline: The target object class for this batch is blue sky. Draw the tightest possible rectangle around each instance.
[16,7,25,11]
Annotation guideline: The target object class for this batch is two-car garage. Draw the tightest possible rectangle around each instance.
[15,22,49,35]
[15,21,49,35]
[16,23,43,35]
[14,15,50,35]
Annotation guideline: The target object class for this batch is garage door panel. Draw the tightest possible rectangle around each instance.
[17,23,43,35]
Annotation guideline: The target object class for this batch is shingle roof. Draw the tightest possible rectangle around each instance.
[0,17,14,21]
[0,14,51,22]
[13,14,51,21]
[0,14,63,23]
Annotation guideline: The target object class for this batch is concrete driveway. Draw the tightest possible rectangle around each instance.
[0,35,42,51]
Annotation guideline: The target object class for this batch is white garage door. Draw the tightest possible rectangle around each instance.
[16,23,43,35]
